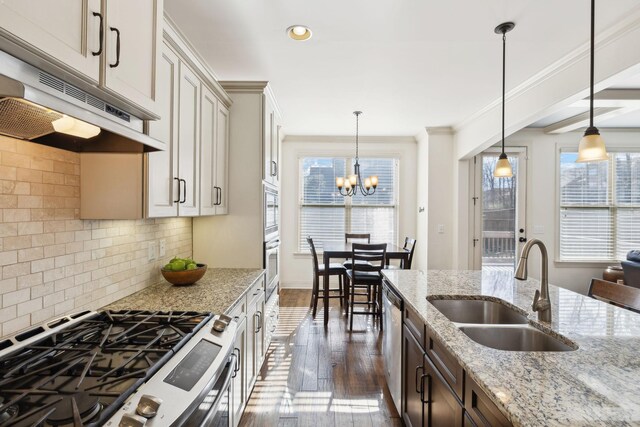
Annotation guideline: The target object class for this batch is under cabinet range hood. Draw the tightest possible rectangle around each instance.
[0,50,164,152]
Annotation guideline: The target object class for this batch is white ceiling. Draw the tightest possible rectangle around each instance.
[165,0,640,136]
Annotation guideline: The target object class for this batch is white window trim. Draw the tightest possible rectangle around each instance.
[555,141,640,265]
[295,153,400,255]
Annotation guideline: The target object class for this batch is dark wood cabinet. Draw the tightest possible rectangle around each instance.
[423,353,464,426]
[465,375,511,427]
[426,326,464,400]
[403,325,425,427]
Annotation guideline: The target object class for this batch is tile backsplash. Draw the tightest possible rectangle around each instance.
[0,136,192,338]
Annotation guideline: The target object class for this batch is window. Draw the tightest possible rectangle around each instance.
[559,150,640,261]
[299,157,398,251]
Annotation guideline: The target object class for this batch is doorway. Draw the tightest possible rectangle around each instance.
[472,148,527,270]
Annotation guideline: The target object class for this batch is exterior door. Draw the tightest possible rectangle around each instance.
[472,148,527,270]
[0,0,101,82]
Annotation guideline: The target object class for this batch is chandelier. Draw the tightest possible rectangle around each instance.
[336,111,378,196]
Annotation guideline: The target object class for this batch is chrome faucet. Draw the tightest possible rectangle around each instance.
[514,239,552,323]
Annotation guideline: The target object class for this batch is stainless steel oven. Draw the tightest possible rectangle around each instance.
[264,184,279,242]
[264,237,280,301]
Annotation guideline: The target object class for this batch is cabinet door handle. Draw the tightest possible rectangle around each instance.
[109,27,121,68]
[173,177,181,203]
[217,187,222,206]
[254,313,260,333]
[420,373,431,404]
[271,160,277,177]
[274,161,278,177]
[232,347,240,377]
[415,365,423,394]
[92,12,103,56]
[179,179,186,204]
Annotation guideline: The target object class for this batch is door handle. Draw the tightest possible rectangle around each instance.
[109,27,121,68]
[92,12,103,56]
[271,160,277,177]
[519,237,527,243]
[173,177,181,203]
[179,179,186,204]
[420,373,431,404]
[232,348,240,377]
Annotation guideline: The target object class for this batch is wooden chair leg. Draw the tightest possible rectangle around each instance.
[339,274,343,308]
[349,280,355,331]
[311,274,319,317]
[378,284,383,331]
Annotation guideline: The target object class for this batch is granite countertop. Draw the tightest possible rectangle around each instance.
[381,269,640,427]
[104,268,265,314]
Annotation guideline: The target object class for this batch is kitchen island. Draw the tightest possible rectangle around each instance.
[382,269,640,427]
[104,268,264,314]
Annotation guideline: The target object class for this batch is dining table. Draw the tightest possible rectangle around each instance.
[318,241,410,326]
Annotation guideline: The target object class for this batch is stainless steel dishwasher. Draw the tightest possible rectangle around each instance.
[382,280,403,414]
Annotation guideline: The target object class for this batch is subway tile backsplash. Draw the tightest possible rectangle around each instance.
[0,136,192,338]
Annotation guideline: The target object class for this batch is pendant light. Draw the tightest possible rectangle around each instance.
[576,0,608,162]
[493,22,515,178]
[336,111,378,197]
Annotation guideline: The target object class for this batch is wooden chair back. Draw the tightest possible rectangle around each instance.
[588,278,640,313]
[345,233,371,244]
[306,236,320,276]
[403,237,417,269]
[351,243,387,279]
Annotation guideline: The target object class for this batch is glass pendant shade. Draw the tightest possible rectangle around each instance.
[576,127,608,162]
[493,154,513,178]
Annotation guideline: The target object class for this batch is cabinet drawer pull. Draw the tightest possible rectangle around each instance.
[179,179,187,204]
[420,373,431,404]
[414,365,423,394]
[109,27,121,68]
[92,12,103,56]
[232,347,240,377]
[173,177,181,203]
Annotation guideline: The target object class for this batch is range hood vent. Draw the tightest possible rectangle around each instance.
[0,51,163,153]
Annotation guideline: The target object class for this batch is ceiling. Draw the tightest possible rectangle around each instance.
[165,0,640,136]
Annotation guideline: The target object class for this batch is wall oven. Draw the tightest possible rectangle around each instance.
[264,184,279,242]
[264,238,280,302]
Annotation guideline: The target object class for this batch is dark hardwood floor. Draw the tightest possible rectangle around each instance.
[239,289,402,427]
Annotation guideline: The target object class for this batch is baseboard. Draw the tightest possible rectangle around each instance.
[280,281,312,289]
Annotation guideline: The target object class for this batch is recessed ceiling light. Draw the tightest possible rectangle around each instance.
[287,25,312,41]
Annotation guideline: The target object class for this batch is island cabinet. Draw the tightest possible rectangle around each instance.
[0,0,162,118]
[401,307,512,427]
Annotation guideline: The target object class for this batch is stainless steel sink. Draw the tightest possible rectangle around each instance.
[428,299,528,324]
[458,325,576,352]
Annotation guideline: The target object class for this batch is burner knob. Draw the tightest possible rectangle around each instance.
[136,395,163,418]
[119,413,147,427]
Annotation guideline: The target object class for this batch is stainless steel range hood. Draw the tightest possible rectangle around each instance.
[0,50,164,153]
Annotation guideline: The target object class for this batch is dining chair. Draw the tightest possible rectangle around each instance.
[588,278,640,313]
[343,233,373,302]
[385,237,417,270]
[307,236,347,317]
[345,243,387,331]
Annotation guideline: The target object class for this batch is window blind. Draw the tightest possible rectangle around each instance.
[299,157,398,252]
[559,151,640,262]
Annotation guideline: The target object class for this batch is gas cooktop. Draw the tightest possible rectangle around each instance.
[0,310,213,427]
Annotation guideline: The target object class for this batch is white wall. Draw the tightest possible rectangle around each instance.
[499,128,640,294]
[280,136,418,288]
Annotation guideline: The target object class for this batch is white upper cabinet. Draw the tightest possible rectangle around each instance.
[176,62,201,217]
[215,102,230,214]
[102,0,161,114]
[200,85,230,216]
[147,43,179,218]
[262,95,281,187]
[0,0,161,116]
[0,0,102,82]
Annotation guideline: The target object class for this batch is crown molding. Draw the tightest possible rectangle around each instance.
[425,127,454,136]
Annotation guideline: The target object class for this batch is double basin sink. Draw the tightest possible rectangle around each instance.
[428,298,576,352]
